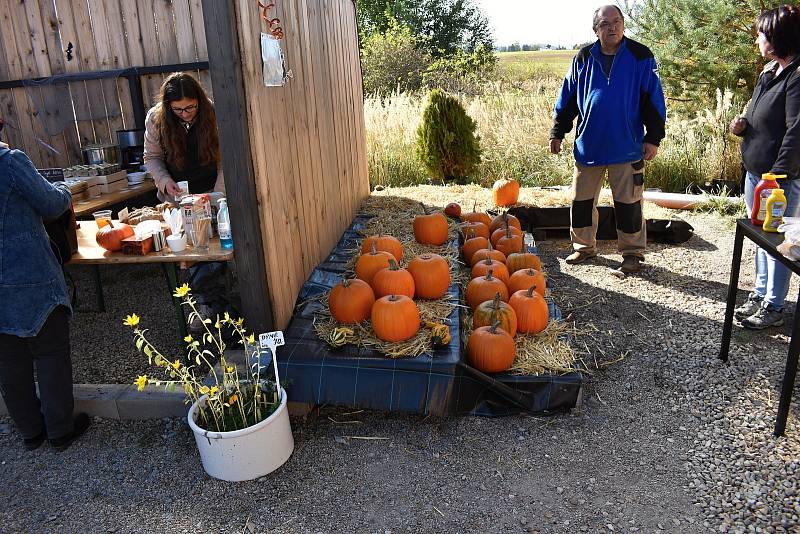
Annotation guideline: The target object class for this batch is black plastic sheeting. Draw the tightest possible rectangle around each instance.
[277,215,582,416]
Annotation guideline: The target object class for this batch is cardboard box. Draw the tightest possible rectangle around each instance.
[121,235,154,255]
[93,170,128,185]
[97,179,129,194]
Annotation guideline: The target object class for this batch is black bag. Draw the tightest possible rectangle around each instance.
[645,218,694,244]
[44,205,78,265]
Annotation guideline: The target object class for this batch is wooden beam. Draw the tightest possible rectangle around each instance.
[200,0,274,334]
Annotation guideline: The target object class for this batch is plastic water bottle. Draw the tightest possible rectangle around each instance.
[217,198,233,249]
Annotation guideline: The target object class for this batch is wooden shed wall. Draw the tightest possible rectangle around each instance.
[231,0,369,328]
[0,0,210,168]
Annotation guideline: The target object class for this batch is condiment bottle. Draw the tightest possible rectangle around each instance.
[752,173,781,225]
[762,188,787,232]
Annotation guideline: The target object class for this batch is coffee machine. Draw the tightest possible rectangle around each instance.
[117,129,145,170]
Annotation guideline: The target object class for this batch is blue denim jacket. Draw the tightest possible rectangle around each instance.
[0,147,72,337]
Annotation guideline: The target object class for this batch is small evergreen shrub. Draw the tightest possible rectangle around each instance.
[415,89,481,183]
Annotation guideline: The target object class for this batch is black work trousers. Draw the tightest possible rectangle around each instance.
[0,306,74,440]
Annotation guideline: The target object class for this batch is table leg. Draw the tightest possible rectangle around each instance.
[162,263,189,342]
[719,223,744,362]
[774,288,800,437]
[92,265,106,312]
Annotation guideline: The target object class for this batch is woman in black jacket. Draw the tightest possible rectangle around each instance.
[730,5,800,330]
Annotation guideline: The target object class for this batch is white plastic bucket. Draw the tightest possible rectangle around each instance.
[187,387,294,482]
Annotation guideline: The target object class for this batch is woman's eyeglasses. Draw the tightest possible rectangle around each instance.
[171,104,198,115]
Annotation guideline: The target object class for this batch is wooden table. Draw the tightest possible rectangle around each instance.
[71,220,234,340]
[719,219,800,437]
[72,181,157,218]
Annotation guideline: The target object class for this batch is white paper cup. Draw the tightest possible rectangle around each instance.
[166,234,187,253]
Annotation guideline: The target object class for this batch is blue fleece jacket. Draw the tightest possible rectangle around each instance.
[550,37,667,166]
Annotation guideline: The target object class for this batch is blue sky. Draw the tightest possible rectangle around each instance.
[474,0,605,47]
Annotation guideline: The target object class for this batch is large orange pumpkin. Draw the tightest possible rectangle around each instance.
[492,178,520,207]
[509,286,549,334]
[95,221,134,252]
[470,240,506,267]
[413,204,449,246]
[355,244,394,286]
[372,259,415,299]
[361,234,402,261]
[495,227,524,257]
[408,253,450,299]
[461,202,492,227]
[471,257,510,285]
[488,212,522,233]
[506,240,542,273]
[460,221,490,240]
[466,271,509,310]
[462,235,490,265]
[371,294,421,342]
[490,225,523,247]
[329,278,375,324]
[508,268,546,296]
[473,293,518,337]
[468,323,516,373]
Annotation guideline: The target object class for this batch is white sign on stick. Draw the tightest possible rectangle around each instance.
[258,331,285,399]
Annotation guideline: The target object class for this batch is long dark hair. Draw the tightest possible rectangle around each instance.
[757,5,800,59]
[153,72,220,171]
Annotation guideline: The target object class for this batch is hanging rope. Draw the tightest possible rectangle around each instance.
[257,2,284,39]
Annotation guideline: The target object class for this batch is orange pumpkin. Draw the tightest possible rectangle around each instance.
[506,240,542,273]
[462,235,490,265]
[509,286,549,334]
[470,240,507,267]
[355,244,394,286]
[488,212,522,233]
[372,259,415,299]
[492,178,520,207]
[329,278,375,324]
[371,294,421,342]
[473,293,518,337]
[408,253,450,300]
[508,268,545,296]
[495,227,524,257]
[490,225,523,247]
[461,202,492,227]
[413,203,449,246]
[471,257,510,285]
[460,221,490,240]
[361,234,403,261]
[468,322,516,373]
[466,270,509,310]
[95,221,134,252]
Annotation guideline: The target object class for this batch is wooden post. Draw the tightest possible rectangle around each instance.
[200,0,274,334]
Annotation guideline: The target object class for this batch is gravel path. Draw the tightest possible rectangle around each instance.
[1,209,799,533]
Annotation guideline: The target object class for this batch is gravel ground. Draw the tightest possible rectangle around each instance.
[2,203,799,532]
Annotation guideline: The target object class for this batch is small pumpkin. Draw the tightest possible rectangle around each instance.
[490,224,523,247]
[371,294,421,342]
[508,268,545,296]
[492,178,520,207]
[372,259,415,299]
[462,235,490,265]
[473,293,518,337]
[444,202,461,218]
[329,278,375,324]
[488,212,522,234]
[506,240,542,273]
[509,286,549,334]
[468,321,516,373]
[460,221,490,240]
[408,253,450,300]
[461,202,492,227]
[466,270,509,310]
[355,243,394,286]
[471,257,510,285]
[495,226,524,257]
[469,240,507,267]
[361,234,402,261]
[413,203,449,246]
[95,221,134,252]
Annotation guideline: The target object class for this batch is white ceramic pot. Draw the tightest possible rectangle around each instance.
[187,387,293,482]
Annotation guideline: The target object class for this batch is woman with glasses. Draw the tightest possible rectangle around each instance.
[144,72,225,200]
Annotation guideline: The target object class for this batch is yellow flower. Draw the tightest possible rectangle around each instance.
[235,318,244,327]
[171,360,182,370]
[223,312,231,322]
[173,284,191,298]
[183,335,193,343]
[226,366,235,373]
[228,393,238,405]
[134,375,148,391]
[209,386,219,396]
[123,314,140,327]
[199,386,210,395]
[246,333,256,345]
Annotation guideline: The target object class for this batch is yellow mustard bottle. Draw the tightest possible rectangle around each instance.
[762,187,787,232]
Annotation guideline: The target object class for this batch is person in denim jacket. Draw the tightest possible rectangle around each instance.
[0,123,90,451]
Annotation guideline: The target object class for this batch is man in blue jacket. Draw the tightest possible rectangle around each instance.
[550,5,666,273]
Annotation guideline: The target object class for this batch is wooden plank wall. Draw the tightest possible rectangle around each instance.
[0,0,210,168]
[231,0,369,328]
